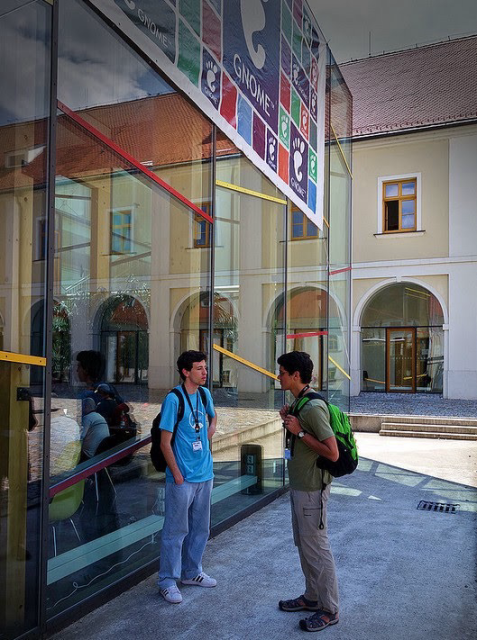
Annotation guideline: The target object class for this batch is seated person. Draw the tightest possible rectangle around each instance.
[81,398,110,460]
[50,397,81,476]
[95,384,119,426]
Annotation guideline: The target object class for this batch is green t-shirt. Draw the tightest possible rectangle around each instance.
[287,397,334,491]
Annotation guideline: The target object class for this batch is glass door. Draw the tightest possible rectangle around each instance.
[386,328,415,392]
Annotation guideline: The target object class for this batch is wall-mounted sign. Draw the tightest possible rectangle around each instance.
[90,0,327,228]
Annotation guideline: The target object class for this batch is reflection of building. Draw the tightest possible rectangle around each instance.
[0,1,351,639]
[343,36,477,398]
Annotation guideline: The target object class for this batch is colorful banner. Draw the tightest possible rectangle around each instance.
[89,0,327,228]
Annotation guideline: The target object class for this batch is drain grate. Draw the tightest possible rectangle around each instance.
[417,501,459,514]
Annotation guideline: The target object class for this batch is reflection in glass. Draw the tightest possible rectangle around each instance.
[0,0,51,636]
[328,58,352,408]
[46,104,212,614]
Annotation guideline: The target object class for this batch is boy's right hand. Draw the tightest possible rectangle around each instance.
[173,472,184,485]
[279,404,290,420]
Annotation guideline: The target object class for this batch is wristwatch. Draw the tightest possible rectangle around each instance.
[297,431,305,439]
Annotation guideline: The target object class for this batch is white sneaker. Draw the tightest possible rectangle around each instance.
[159,585,183,604]
[181,572,217,588]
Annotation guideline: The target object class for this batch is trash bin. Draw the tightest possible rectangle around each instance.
[240,444,263,495]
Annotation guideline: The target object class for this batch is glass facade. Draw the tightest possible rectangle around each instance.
[0,2,352,638]
[326,56,352,409]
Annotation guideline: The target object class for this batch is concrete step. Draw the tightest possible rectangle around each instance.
[381,422,477,435]
[378,415,477,427]
[379,429,477,440]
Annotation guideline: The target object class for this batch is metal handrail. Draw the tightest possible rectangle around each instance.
[48,434,153,497]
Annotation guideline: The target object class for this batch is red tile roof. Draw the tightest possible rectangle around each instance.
[340,35,477,138]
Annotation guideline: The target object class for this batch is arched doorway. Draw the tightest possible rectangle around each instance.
[360,282,444,393]
[100,296,149,384]
[277,288,340,390]
[179,292,237,388]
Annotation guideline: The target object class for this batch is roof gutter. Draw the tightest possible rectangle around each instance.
[352,117,477,141]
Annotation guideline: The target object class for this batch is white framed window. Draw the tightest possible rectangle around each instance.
[377,173,422,234]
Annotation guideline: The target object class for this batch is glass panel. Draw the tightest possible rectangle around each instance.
[417,328,443,393]
[58,0,212,209]
[328,55,352,173]
[402,182,415,195]
[292,224,304,238]
[46,105,212,615]
[385,183,399,198]
[328,56,351,409]
[361,329,386,392]
[401,213,415,229]
[388,329,414,391]
[402,200,415,214]
[362,283,444,327]
[306,220,319,237]
[212,152,287,526]
[0,0,51,636]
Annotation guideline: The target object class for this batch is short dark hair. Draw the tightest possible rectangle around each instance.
[177,350,207,381]
[76,350,104,382]
[277,351,313,384]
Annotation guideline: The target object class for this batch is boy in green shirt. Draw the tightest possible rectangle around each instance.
[277,351,340,633]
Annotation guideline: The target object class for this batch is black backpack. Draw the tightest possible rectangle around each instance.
[150,386,207,472]
[292,392,358,478]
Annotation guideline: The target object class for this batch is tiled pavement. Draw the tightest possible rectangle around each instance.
[350,392,477,417]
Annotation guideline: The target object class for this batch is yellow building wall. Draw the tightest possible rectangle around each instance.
[352,131,450,263]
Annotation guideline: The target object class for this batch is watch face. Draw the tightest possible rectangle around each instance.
[298,431,305,438]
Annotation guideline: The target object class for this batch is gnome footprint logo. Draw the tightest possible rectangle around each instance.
[206,61,218,92]
[240,0,268,69]
[292,61,299,84]
[268,136,276,162]
[280,115,289,140]
[310,153,317,180]
[293,138,305,182]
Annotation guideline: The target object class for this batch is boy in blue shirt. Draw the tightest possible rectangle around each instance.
[158,350,217,604]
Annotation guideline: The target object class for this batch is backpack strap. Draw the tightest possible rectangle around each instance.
[198,385,207,407]
[169,388,185,445]
[291,391,327,415]
[170,385,208,441]
[289,392,329,491]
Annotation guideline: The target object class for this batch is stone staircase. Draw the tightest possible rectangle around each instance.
[378,415,477,440]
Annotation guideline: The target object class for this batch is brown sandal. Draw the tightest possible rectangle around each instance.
[299,610,339,632]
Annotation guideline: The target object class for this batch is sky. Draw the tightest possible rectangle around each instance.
[308,0,477,62]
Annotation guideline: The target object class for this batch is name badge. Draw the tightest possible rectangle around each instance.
[284,448,291,460]
[192,440,203,452]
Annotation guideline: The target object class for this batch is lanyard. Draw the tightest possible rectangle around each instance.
[182,384,202,440]
[290,384,310,415]
[287,385,310,451]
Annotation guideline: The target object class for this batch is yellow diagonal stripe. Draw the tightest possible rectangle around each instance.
[0,351,47,367]
[216,180,288,205]
[213,344,278,380]
[328,355,351,380]
[330,124,353,179]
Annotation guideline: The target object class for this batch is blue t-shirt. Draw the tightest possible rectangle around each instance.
[159,385,215,483]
